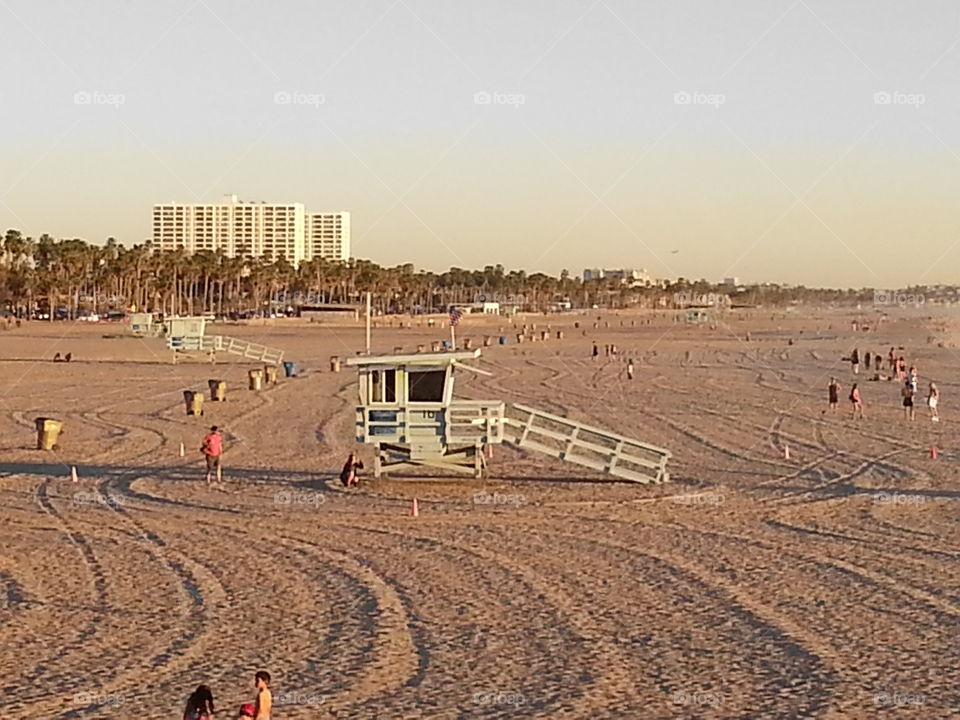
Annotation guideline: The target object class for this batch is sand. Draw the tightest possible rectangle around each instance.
[1,308,958,719]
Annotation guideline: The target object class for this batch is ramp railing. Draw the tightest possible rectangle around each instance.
[504,403,670,483]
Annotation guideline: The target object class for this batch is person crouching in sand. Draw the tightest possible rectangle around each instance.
[340,452,364,487]
[183,684,215,720]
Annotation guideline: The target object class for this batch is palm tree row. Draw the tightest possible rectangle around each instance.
[1,229,879,319]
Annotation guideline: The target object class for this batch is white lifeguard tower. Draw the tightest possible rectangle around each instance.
[348,349,505,477]
[347,348,671,482]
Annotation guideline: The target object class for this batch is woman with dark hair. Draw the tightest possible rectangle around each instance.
[184,685,215,720]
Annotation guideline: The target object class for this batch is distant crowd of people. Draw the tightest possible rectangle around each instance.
[831,346,939,422]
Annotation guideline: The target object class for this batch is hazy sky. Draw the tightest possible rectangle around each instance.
[2,0,960,287]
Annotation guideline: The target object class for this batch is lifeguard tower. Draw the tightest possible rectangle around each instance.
[347,348,671,482]
[348,349,505,477]
[129,312,161,337]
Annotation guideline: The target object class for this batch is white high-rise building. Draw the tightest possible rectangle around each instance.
[305,211,350,262]
[152,196,350,265]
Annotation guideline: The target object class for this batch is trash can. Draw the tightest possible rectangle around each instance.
[329,356,340,373]
[516,334,524,343]
[540,331,549,341]
[183,390,204,416]
[574,321,580,329]
[463,338,473,350]
[431,341,441,352]
[499,336,507,345]
[416,344,425,353]
[483,336,492,346]
[264,365,278,384]
[556,331,564,339]
[35,417,62,450]
[248,369,263,391]
[284,361,298,377]
[208,379,226,401]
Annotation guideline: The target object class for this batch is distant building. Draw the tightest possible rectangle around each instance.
[583,268,657,287]
[723,277,740,287]
[305,211,350,262]
[152,195,350,265]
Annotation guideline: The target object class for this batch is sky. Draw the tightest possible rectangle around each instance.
[1,0,960,287]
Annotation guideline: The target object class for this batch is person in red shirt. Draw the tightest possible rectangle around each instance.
[201,426,223,485]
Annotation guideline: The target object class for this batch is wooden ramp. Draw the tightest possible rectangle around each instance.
[503,403,670,484]
[167,335,285,364]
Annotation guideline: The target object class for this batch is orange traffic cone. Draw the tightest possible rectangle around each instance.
[931,446,938,459]
[70,466,78,483]
[410,498,419,517]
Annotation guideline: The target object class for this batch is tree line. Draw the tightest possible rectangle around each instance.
[0,229,900,319]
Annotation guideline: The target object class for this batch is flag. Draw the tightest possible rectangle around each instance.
[449,306,463,326]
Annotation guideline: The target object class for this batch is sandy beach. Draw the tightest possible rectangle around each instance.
[2,308,958,719]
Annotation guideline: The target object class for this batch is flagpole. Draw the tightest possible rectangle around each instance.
[450,317,456,350]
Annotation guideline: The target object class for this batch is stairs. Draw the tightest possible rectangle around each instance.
[503,403,670,484]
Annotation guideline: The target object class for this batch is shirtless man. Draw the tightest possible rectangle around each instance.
[254,671,272,720]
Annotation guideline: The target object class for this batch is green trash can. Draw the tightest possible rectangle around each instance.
[35,417,63,450]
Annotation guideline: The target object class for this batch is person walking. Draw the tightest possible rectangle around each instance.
[901,381,916,421]
[928,382,940,422]
[626,358,634,380]
[201,426,223,485]
[827,377,841,412]
[591,341,599,360]
[865,352,871,370]
[849,383,864,420]
[183,685,215,720]
[851,348,860,375]
[888,347,896,373]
